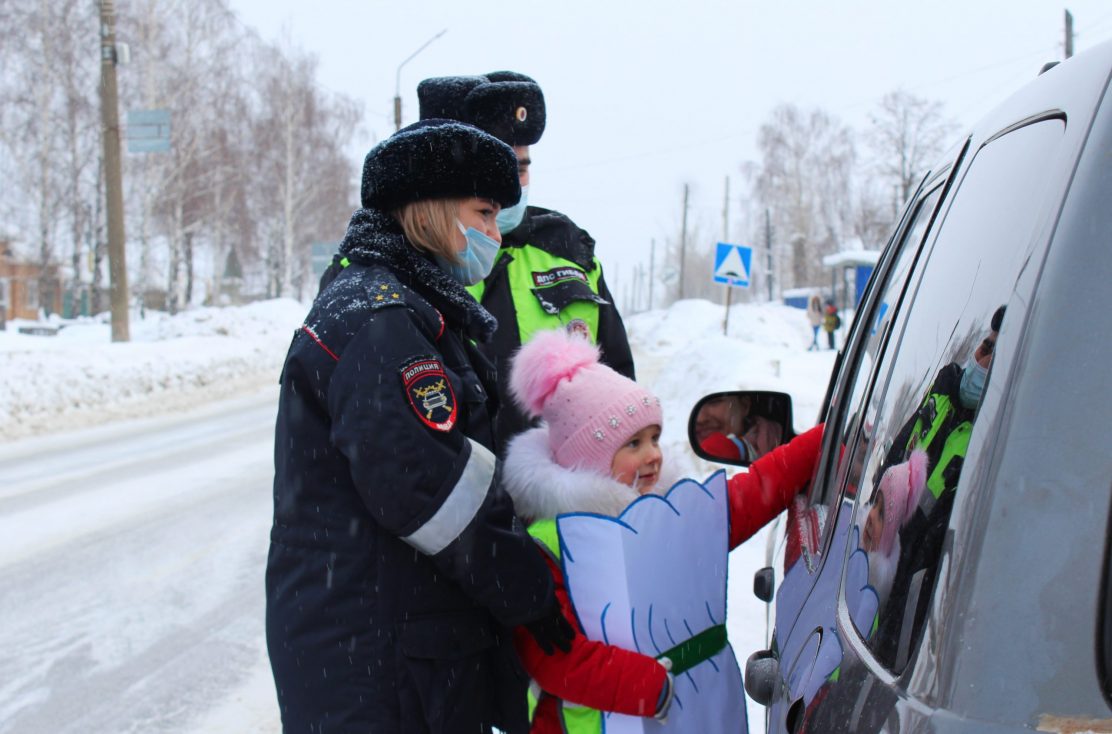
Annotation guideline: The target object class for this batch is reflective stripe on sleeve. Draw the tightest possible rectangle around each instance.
[402,438,495,556]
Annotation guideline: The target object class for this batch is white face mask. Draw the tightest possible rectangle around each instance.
[496,185,529,234]
[435,220,501,286]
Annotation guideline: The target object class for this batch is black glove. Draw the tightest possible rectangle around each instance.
[523,599,575,655]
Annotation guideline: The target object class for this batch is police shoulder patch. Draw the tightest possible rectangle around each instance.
[400,356,457,432]
[365,271,406,311]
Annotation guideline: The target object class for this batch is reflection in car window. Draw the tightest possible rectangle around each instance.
[834,184,944,507]
[790,183,944,577]
[843,119,1065,673]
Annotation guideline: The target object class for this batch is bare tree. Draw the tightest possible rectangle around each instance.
[0,0,361,315]
[752,104,856,291]
[868,89,958,206]
[250,41,359,299]
[0,0,101,313]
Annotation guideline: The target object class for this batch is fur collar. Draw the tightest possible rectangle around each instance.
[502,426,650,520]
[338,207,498,342]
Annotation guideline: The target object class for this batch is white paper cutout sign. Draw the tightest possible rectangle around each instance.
[557,471,748,733]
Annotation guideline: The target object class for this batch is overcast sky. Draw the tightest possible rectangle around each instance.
[227,0,1112,301]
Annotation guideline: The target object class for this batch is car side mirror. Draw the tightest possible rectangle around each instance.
[688,390,794,467]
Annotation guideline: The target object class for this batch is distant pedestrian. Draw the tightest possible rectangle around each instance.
[806,294,823,350]
[822,302,841,350]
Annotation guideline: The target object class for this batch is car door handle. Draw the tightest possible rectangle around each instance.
[754,565,775,602]
[744,648,781,706]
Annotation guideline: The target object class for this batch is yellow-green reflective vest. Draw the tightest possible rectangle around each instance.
[468,245,606,346]
[524,519,605,734]
[906,392,972,511]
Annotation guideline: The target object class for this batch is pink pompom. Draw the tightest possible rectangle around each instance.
[510,330,600,417]
[902,449,929,525]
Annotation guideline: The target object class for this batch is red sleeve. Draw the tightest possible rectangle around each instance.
[727,423,825,549]
[700,432,742,460]
[513,550,667,718]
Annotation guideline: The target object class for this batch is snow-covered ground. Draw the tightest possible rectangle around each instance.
[0,296,838,733]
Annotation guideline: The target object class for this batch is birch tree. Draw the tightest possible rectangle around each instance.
[753,104,856,290]
[251,43,359,299]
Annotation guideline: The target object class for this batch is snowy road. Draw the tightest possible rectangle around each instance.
[0,387,282,734]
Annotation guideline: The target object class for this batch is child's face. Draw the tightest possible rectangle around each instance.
[862,493,886,553]
[610,425,663,495]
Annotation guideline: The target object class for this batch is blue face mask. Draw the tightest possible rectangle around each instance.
[496,185,529,234]
[959,356,989,410]
[436,220,501,286]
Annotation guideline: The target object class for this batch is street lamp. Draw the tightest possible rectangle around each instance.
[394,29,448,131]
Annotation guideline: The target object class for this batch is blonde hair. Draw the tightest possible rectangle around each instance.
[394,199,463,263]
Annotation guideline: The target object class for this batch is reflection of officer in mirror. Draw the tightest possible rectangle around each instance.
[267,120,573,734]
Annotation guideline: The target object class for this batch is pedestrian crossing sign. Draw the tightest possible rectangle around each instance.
[713,242,752,288]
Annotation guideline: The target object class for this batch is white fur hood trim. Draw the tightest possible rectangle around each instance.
[501,426,641,519]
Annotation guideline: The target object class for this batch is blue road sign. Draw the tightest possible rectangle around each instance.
[712,242,752,288]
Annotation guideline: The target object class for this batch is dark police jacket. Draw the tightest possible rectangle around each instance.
[266,208,553,734]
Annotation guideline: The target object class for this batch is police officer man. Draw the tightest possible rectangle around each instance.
[417,71,636,451]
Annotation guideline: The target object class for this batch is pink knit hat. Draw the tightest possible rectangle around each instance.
[510,330,663,475]
[876,450,929,556]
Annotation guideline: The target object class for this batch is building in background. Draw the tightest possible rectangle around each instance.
[0,238,63,324]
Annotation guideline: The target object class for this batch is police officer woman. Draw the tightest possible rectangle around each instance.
[266,119,572,734]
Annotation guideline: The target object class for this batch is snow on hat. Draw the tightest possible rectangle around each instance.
[876,449,929,556]
[418,71,546,147]
[360,119,521,212]
[510,329,662,476]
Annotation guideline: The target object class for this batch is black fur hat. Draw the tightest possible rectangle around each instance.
[417,71,546,147]
[360,119,521,211]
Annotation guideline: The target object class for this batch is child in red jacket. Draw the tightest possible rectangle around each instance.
[502,330,825,733]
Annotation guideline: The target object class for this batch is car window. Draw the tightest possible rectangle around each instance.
[822,183,945,512]
[841,118,1066,673]
[786,181,946,578]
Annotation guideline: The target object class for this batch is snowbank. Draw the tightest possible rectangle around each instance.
[0,300,306,441]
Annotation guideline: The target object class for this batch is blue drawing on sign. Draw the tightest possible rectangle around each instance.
[713,243,752,288]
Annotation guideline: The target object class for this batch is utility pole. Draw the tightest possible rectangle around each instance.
[1065,10,1074,59]
[722,176,732,336]
[394,29,447,131]
[765,208,773,302]
[648,238,655,310]
[678,183,689,300]
[99,0,129,342]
